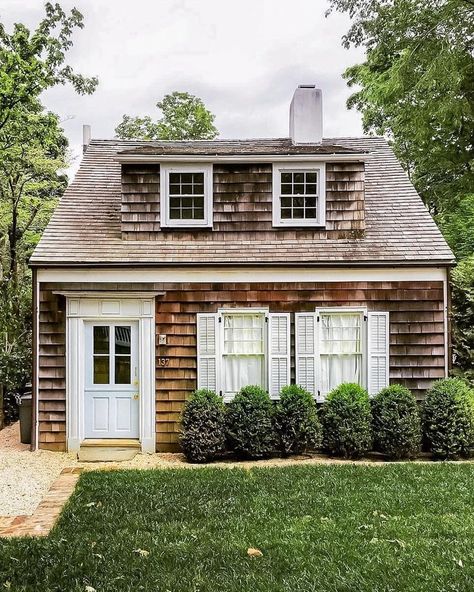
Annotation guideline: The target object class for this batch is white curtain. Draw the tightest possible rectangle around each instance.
[223,314,265,396]
[320,313,362,395]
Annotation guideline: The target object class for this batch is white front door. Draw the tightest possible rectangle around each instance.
[84,322,139,439]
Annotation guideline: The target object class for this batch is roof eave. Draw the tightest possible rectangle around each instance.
[114,153,370,164]
[29,259,456,269]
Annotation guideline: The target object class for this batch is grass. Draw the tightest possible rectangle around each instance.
[2,464,474,591]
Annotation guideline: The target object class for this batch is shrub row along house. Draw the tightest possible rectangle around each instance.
[29,85,455,456]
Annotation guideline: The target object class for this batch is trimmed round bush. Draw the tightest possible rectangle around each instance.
[371,385,421,459]
[422,378,474,459]
[321,383,372,458]
[274,385,322,456]
[226,385,276,458]
[180,389,226,463]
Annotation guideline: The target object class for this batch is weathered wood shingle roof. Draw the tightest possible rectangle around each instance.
[30,136,454,266]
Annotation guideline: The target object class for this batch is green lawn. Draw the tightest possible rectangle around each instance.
[2,464,474,591]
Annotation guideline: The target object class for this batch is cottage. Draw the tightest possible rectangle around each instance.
[29,85,454,455]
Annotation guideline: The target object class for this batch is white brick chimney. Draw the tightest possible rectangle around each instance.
[289,85,323,144]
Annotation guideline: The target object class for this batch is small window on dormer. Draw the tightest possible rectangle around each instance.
[272,163,326,227]
[161,164,213,228]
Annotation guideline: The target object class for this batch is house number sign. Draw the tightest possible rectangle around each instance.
[158,357,170,367]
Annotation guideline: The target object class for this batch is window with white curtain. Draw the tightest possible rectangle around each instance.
[222,312,266,397]
[319,312,363,395]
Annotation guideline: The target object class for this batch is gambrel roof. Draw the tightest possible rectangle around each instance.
[30,136,454,266]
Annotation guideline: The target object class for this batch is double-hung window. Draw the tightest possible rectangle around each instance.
[272,162,326,227]
[319,311,363,395]
[160,164,213,228]
[296,309,389,400]
[197,310,291,401]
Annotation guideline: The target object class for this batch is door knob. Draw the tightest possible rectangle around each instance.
[133,393,139,400]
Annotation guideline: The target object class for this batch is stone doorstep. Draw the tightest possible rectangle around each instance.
[0,469,82,538]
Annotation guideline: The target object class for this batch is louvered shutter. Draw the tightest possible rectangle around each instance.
[196,313,218,392]
[295,312,317,397]
[367,312,390,395]
[268,313,290,398]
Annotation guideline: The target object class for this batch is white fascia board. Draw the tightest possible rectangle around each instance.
[38,266,447,284]
[115,154,369,164]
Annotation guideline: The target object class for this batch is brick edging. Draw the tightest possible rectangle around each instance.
[0,468,82,538]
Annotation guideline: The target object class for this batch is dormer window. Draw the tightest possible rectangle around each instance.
[160,164,213,228]
[272,162,326,227]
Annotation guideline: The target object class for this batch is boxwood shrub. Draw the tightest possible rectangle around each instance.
[371,385,421,459]
[226,385,276,458]
[274,385,322,456]
[321,383,372,458]
[422,378,474,459]
[180,389,226,463]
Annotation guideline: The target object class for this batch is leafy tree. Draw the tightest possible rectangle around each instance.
[327,0,474,218]
[451,256,474,385]
[115,91,218,140]
[0,3,97,427]
[0,2,98,141]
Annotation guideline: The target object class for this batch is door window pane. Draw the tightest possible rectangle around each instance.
[93,326,109,354]
[115,326,131,384]
[115,356,131,384]
[115,326,131,354]
[93,356,110,384]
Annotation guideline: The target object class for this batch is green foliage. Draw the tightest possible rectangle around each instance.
[437,195,474,261]
[321,383,372,458]
[115,91,218,140]
[451,256,474,385]
[0,4,97,423]
[180,389,226,463]
[371,385,421,459]
[422,378,474,459]
[226,385,275,459]
[0,2,98,139]
[327,0,474,238]
[273,385,322,456]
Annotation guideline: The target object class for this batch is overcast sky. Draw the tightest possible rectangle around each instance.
[2,0,365,176]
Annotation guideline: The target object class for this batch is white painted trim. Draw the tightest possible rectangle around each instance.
[443,271,449,376]
[37,266,448,284]
[116,154,369,164]
[65,297,155,453]
[34,278,40,450]
[54,291,164,299]
[160,163,213,228]
[272,162,326,227]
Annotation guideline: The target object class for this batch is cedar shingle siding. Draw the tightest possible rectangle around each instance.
[38,280,445,452]
[121,163,365,240]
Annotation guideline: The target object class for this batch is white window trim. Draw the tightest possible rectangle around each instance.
[315,307,367,400]
[160,163,213,228]
[272,161,326,227]
[218,308,269,401]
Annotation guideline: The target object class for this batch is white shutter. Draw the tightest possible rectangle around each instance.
[196,313,218,393]
[367,311,390,395]
[268,313,290,398]
[295,312,317,397]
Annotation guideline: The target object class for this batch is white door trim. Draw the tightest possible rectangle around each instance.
[66,296,155,453]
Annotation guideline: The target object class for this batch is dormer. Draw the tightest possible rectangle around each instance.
[117,85,368,241]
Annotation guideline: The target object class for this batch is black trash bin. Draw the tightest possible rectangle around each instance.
[19,392,32,445]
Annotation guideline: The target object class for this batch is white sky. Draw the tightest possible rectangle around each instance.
[2,0,365,177]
